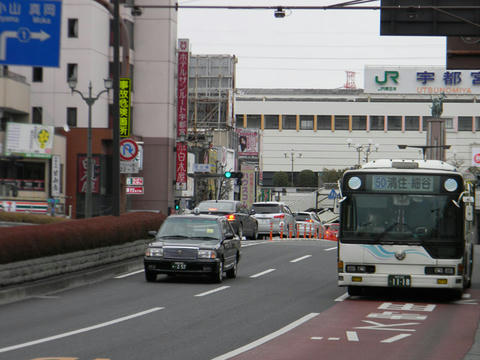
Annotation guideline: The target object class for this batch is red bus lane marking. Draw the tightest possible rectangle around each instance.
[227,290,480,360]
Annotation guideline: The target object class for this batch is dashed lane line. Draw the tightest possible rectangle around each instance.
[195,286,230,297]
[290,255,312,263]
[250,269,276,278]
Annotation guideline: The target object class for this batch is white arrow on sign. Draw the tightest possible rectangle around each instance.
[0,29,50,61]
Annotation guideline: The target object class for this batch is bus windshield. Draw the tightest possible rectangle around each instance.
[341,193,462,244]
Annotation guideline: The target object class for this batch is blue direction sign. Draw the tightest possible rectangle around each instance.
[0,0,62,67]
[328,189,338,200]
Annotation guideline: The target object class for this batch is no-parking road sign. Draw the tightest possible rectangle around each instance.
[120,138,138,161]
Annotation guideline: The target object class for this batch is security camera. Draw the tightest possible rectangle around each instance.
[131,6,142,16]
[274,7,286,18]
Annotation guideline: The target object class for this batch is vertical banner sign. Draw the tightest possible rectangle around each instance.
[176,39,189,138]
[240,164,256,209]
[51,155,61,197]
[77,155,101,194]
[119,78,131,137]
[176,142,188,190]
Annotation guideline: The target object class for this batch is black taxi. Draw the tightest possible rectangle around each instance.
[144,213,241,283]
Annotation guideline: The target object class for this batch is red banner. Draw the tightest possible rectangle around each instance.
[176,142,188,188]
[176,39,189,138]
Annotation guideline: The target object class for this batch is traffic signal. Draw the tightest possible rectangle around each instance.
[174,199,180,211]
[224,171,243,179]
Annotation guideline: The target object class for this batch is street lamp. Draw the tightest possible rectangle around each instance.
[69,78,112,218]
[397,144,451,160]
[346,138,379,166]
[284,150,302,186]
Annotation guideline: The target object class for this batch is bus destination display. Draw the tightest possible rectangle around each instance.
[370,175,434,193]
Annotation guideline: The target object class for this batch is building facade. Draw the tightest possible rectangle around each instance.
[3,0,178,217]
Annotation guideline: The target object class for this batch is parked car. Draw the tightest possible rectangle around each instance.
[144,214,241,283]
[324,222,339,241]
[251,201,296,237]
[195,200,258,240]
[294,212,324,238]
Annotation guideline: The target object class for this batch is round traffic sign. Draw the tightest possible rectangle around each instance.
[119,139,139,161]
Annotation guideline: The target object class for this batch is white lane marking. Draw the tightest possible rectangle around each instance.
[335,293,349,302]
[0,307,164,354]
[290,255,312,263]
[324,247,337,251]
[311,337,324,340]
[115,269,144,278]
[250,269,276,278]
[381,333,412,343]
[195,286,230,297]
[328,337,340,341]
[346,331,359,342]
[212,313,319,360]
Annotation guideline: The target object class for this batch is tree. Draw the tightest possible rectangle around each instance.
[272,171,290,187]
[319,168,348,186]
[297,169,317,187]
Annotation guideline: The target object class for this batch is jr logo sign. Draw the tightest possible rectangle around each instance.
[375,71,399,85]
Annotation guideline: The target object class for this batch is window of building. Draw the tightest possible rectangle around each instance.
[0,160,46,191]
[334,115,349,130]
[264,115,279,129]
[369,115,384,130]
[68,18,78,38]
[300,115,313,130]
[235,115,244,128]
[247,114,260,129]
[67,107,77,127]
[458,116,473,131]
[32,67,43,82]
[352,115,366,130]
[32,107,42,124]
[445,118,453,130]
[387,116,402,131]
[475,117,480,132]
[282,115,296,130]
[317,115,331,130]
[67,63,77,82]
[405,116,419,131]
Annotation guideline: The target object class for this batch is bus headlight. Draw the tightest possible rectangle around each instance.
[425,266,455,275]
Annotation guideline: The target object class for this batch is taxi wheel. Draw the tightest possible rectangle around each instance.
[226,256,238,279]
[212,261,224,283]
[145,269,157,282]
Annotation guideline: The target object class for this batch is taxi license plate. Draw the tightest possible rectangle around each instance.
[388,275,411,287]
[172,262,187,270]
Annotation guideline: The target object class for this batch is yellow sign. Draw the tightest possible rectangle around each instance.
[119,78,131,138]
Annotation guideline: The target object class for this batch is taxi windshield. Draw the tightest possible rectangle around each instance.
[157,217,221,239]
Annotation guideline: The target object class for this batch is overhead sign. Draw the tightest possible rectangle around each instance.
[119,78,131,137]
[119,138,138,161]
[5,122,54,158]
[0,0,62,67]
[193,163,212,173]
[380,0,480,36]
[176,142,187,190]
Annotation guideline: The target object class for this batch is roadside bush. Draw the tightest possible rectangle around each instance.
[0,212,166,264]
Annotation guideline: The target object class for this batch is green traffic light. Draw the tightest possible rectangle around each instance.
[224,171,232,178]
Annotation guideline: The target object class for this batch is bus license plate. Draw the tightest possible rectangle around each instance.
[172,262,187,270]
[388,275,411,287]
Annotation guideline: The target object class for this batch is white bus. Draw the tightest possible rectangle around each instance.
[338,159,476,297]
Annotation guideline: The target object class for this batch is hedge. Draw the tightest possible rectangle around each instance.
[0,212,166,264]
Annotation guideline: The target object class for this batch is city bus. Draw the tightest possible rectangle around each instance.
[337,159,476,298]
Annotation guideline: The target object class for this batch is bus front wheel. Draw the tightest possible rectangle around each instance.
[347,286,363,296]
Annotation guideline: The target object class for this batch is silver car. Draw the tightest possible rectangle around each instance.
[294,211,324,238]
[251,202,296,237]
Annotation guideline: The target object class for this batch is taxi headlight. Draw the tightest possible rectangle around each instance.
[145,247,163,257]
[198,250,217,259]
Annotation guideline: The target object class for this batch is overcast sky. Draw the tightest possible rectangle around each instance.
[177,0,447,89]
